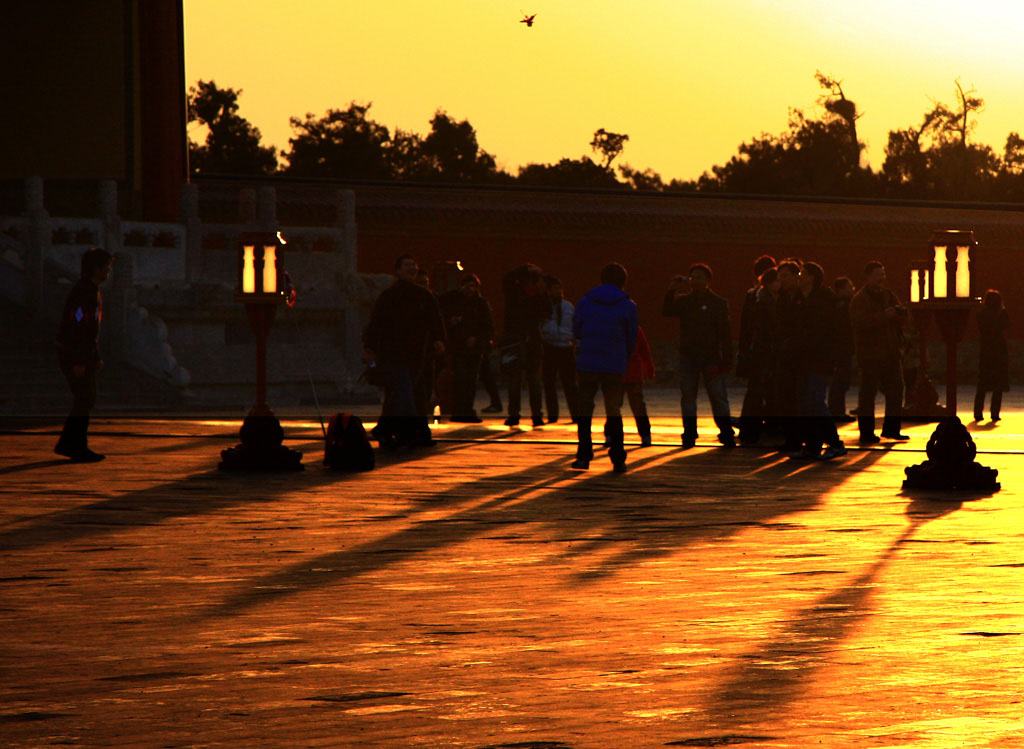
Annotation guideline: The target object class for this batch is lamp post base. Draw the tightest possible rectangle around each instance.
[219,411,304,472]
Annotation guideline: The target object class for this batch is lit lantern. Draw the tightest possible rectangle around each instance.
[909,260,931,304]
[237,231,285,300]
[928,229,976,301]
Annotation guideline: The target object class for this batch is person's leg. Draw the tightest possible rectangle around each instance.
[480,350,502,411]
[506,361,523,424]
[808,372,840,450]
[559,347,580,423]
[974,385,986,421]
[525,342,545,425]
[601,374,627,469]
[880,361,907,439]
[704,366,735,445]
[739,372,766,444]
[381,363,419,446]
[452,352,481,419]
[829,356,852,418]
[56,364,99,459]
[542,344,559,422]
[678,355,700,446]
[857,361,880,442]
[992,390,1003,421]
[574,371,599,467]
[626,382,651,445]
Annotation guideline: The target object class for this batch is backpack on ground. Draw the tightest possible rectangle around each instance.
[324,413,375,471]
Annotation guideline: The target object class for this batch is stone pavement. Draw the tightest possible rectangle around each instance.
[2,388,1024,747]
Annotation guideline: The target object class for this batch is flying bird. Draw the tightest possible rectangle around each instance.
[520,12,536,27]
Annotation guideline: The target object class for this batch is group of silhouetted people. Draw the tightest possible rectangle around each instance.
[56,247,1012,470]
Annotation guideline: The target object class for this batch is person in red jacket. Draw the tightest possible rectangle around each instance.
[622,325,656,446]
[55,247,112,462]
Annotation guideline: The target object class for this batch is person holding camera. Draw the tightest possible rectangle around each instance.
[850,260,909,444]
[663,263,735,448]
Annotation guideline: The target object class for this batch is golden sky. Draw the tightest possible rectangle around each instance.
[184,0,1024,181]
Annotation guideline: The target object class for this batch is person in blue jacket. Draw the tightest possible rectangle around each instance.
[572,262,639,472]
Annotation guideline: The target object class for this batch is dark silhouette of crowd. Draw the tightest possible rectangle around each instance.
[353,251,1008,471]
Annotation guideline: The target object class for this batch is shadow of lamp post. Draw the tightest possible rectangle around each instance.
[219,231,304,472]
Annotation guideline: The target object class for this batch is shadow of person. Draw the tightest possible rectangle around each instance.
[0,459,72,476]
[670,496,962,740]
[206,445,890,621]
[0,437,485,554]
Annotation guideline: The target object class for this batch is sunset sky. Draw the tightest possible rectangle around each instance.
[183,0,1024,181]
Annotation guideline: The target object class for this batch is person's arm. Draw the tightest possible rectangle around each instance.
[662,288,681,317]
[849,291,887,332]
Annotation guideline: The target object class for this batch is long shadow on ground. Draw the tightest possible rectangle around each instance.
[208,445,892,620]
[669,497,964,743]
[0,437,491,552]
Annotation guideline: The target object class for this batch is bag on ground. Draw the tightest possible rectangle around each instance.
[324,412,375,471]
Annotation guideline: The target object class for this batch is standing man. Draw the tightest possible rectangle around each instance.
[774,260,806,452]
[540,275,579,424]
[501,263,551,427]
[828,276,856,421]
[794,262,846,460]
[573,262,638,472]
[663,263,735,448]
[363,254,446,448]
[850,260,909,444]
[438,272,494,423]
[55,247,113,462]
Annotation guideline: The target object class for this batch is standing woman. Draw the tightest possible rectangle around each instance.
[975,289,1010,422]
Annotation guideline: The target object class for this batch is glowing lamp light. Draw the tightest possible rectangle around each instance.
[909,260,931,304]
[237,232,285,300]
[928,229,976,301]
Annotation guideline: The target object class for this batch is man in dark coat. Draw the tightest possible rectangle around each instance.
[501,263,551,427]
[55,247,113,462]
[850,260,908,444]
[774,260,804,452]
[363,254,446,448]
[663,263,735,448]
[572,262,638,472]
[975,289,1010,422]
[438,272,494,423]
[793,262,845,460]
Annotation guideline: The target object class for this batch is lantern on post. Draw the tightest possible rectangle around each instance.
[905,229,981,423]
[929,229,976,301]
[219,231,303,472]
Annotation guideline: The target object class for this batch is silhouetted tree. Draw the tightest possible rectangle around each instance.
[418,110,503,182]
[518,157,622,188]
[815,71,862,167]
[590,128,629,170]
[619,164,666,190]
[187,80,277,175]
[283,102,393,179]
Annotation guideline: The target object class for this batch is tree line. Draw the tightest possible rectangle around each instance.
[187,74,1024,202]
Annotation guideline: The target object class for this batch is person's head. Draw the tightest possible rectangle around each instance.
[415,268,430,289]
[544,275,564,300]
[759,267,780,294]
[81,248,113,284]
[459,272,481,297]
[777,260,801,292]
[394,253,418,282]
[753,254,776,281]
[600,262,627,289]
[985,289,1003,309]
[834,276,854,299]
[688,263,712,291]
[863,260,886,291]
[800,261,824,293]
